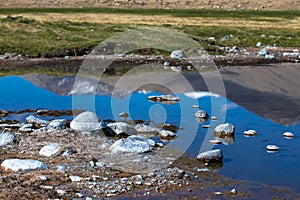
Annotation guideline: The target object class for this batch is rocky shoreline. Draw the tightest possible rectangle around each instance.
[0,47,299,70]
[0,99,299,199]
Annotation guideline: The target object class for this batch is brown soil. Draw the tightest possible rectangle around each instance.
[1,0,300,10]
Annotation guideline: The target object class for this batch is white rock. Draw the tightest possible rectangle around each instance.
[110,135,155,153]
[46,119,66,131]
[283,132,294,138]
[107,122,137,135]
[211,116,218,121]
[69,175,83,182]
[197,149,223,163]
[243,129,258,136]
[0,132,14,146]
[26,115,48,126]
[57,189,66,195]
[158,129,176,138]
[170,50,185,59]
[163,61,170,66]
[170,66,182,72]
[209,139,222,144]
[70,111,101,132]
[258,48,268,56]
[39,143,61,157]
[231,188,237,194]
[194,110,209,118]
[1,159,48,171]
[256,42,263,47]
[118,112,129,118]
[19,124,34,133]
[266,145,280,151]
[57,165,67,172]
[202,125,211,128]
[135,124,159,134]
[38,175,48,181]
[214,192,223,195]
[214,123,235,135]
[75,193,84,198]
[265,54,275,59]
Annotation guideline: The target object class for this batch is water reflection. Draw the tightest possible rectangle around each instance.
[0,72,300,192]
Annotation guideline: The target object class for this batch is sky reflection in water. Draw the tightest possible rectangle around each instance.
[0,75,299,191]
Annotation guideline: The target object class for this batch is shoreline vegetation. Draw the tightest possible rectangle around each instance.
[0,8,299,58]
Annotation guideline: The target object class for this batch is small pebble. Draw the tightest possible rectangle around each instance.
[283,132,294,138]
[192,105,200,108]
[231,188,237,194]
[214,191,223,195]
[243,129,258,136]
[266,145,280,151]
[209,139,222,144]
[211,116,217,120]
[202,125,211,128]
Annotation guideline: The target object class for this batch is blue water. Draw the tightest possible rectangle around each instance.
[0,75,300,191]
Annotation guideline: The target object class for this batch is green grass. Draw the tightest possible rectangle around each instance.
[0,7,299,19]
[0,8,299,57]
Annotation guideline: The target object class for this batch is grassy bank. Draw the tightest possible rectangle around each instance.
[0,8,299,57]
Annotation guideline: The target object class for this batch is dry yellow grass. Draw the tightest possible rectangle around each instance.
[1,12,299,29]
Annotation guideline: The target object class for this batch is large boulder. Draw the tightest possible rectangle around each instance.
[70,111,101,132]
[214,123,235,136]
[110,135,155,153]
[107,122,137,135]
[0,132,14,147]
[1,159,48,171]
[197,149,223,163]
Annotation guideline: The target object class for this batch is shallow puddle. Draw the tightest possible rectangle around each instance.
[0,71,299,194]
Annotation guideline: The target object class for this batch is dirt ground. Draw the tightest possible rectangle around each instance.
[1,0,300,10]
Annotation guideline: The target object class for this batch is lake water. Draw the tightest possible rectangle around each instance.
[0,74,299,192]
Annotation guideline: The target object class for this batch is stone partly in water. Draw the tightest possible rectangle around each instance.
[158,129,176,139]
[170,50,185,59]
[110,135,155,153]
[0,132,15,147]
[26,115,49,126]
[214,123,235,136]
[266,145,280,151]
[107,122,137,136]
[243,129,258,136]
[135,124,159,134]
[39,143,61,157]
[1,159,48,171]
[283,132,294,138]
[118,112,129,119]
[70,111,101,132]
[197,149,223,163]
[194,110,209,118]
[147,95,180,104]
[19,124,34,133]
